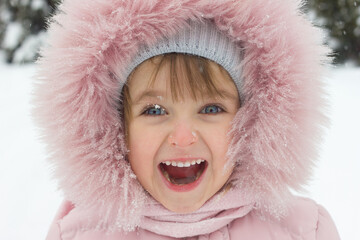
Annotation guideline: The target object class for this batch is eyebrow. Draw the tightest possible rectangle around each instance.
[133,90,167,104]
[133,89,238,104]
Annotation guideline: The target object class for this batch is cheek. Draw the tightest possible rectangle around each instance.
[196,123,232,185]
[203,121,232,158]
[201,120,234,187]
[127,123,163,174]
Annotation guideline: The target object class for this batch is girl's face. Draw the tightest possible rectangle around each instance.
[126,58,240,213]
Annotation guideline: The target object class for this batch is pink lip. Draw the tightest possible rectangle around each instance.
[158,161,208,192]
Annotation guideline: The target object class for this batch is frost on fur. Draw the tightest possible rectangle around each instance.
[33,0,330,230]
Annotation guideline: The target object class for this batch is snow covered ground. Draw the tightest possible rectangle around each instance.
[0,64,359,239]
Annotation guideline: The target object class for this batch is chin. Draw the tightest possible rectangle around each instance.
[166,203,202,214]
[161,196,206,213]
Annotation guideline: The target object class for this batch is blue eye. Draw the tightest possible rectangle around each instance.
[143,104,166,116]
[200,105,224,114]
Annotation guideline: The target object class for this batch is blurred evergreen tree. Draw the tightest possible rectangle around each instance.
[1,0,359,65]
[0,0,60,64]
[306,0,360,65]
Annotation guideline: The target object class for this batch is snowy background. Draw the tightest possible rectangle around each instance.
[0,64,359,239]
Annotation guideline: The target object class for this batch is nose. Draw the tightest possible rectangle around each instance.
[168,122,198,147]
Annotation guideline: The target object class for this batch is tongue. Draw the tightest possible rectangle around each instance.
[162,164,202,179]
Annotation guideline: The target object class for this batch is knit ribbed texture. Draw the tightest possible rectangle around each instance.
[123,20,244,96]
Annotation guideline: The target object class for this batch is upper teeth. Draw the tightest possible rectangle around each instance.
[162,159,205,167]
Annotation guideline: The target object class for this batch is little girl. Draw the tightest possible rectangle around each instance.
[34,0,341,239]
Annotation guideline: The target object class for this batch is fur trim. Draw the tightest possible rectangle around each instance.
[32,0,330,231]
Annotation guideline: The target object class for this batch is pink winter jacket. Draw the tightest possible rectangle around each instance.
[33,0,340,239]
[46,197,340,240]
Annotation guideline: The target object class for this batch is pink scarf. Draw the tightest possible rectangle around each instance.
[140,186,255,239]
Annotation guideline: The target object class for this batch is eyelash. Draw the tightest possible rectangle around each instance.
[141,104,225,116]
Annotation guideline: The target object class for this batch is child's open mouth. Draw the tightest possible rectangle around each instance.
[159,159,207,187]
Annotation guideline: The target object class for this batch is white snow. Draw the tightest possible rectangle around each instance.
[353,26,360,37]
[2,22,23,49]
[0,50,5,62]
[0,64,359,239]
[13,31,46,63]
[31,0,46,10]
[0,6,11,23]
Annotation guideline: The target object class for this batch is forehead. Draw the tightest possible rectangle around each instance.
[128,58,169,92]
[127,55,239,102]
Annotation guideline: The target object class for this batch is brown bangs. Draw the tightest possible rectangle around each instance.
[145,53,232,102]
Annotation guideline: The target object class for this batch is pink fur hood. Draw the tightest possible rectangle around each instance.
[34,0,332,234]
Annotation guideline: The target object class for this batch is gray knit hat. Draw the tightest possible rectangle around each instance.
[123,20,244,97]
